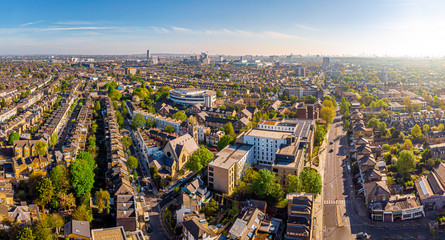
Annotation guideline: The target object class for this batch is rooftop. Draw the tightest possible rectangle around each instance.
[209,144,253,170]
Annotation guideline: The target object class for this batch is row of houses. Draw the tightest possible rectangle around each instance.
[350,110,425,222]
[103,96,138,232]
[62,95,94,163]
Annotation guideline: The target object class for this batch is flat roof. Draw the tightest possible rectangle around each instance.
[209,144,253,170]
[91,227,126,240]
[245,129,292,139]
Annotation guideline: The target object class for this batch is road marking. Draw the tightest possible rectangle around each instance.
[323,199,351,205]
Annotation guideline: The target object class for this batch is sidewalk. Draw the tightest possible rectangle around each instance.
[312,125,331,240]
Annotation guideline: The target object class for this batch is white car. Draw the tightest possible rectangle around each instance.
[144,212,150,222]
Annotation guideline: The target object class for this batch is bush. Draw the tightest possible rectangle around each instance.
[404,180,414,188]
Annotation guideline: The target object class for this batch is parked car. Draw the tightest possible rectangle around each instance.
[329,148,334,153]
[144,212,150,222]
[330,140,334,144]
[210,148,217,151]
[356,232,369,239]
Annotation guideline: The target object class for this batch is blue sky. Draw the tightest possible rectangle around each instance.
[1,0,445,56]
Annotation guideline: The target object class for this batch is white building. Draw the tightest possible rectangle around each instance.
[242,129,292,165]
[169,88,216,108]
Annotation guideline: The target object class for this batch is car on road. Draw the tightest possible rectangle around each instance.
[210,148,217,152]
[330,140,334,144]
[144,212,150,222]
[329,148,333,153]
[356,232,369,239]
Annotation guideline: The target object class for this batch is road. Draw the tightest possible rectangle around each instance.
[323,117,355,240]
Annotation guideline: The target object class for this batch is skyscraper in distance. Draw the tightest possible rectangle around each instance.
[146,49,150,61]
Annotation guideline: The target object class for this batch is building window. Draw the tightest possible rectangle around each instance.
[209,167,214,171]
[209,177,214,182]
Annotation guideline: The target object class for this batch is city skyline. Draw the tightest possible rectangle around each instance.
[2,0,445,57]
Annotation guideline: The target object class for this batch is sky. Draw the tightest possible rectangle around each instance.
[1,0,445,57]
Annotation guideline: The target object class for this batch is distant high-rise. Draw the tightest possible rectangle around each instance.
[146,49,150,61]
[322,57,330,68]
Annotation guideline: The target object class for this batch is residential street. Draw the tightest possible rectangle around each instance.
[322,115,445,239]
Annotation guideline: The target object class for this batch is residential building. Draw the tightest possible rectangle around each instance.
[207,144,254,194]
[182,217,219,240]
[285,193,313,240]
[415,163,445,209]
[64,220,91,240]
[228,208,265,240]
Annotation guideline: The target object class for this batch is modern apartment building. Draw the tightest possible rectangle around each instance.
[207,144,253,195]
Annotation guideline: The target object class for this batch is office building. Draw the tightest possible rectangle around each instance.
[147,49,150,61]
[170,88,216,108]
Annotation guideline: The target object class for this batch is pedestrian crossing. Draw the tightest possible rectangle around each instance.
[323,199,351,205]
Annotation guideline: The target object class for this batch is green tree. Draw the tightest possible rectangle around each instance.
[131,113,146,129]
[37,178,54,208]
[35,141,48,157]
[287,174,301,193]
[94,100,101,111]
[17,227,34,240]
[8,132,20,145]
[146,118,156,128]
[224,122,235,137]
[253,169,284,203]
[217,135,234,151]
[300,168,322,197]
[49,165,71,193]
[122,135,132,149]
[202,199,219,216]
[77,151,95,169]
[95,189,111,214]
[49,133,58,147]
[164,125,175,133]
[72,204,93,222]
[57,192,76,211]
[186,146,214,172]
[126,156,138,171]
[411,124,423,138]
[339,97,350,115]
[344,119,351,131]
[173,111,187,121]
[69,159,95,197]
[108,88,121,100]
[396,150,416,175]
[216,89,223,97]
[320,106,335,125]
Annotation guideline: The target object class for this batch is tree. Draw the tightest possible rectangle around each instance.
[8,132,20,145]
[320,106,335,125]
[131,113,146,129]
[252,169,283,203]
[423,124,430,133]
[217,135,233,151]
[72,204,93,222]
[57,192,76,211]
[77,151,95,169]
[126,156,138,171]
[173,111,187,121]
[287,174,301,193]
[216,89,223,97]
[95,189,111,214]
[259,98,267,106]
[344,119,351,131]
[340,97,350,115]
[146,118,156,128]
[108,88,121,100]
[186,146,214,172]
[35,141,48,157]
[37,178,54,208]
[164,125,175,133]
[94,100,101,111]
[122,135,132,149]
[300,168,322,197]
[49,133,58,147]
[224,122,235,137]
[49,165,71,193]
[17,227,34,240]
[69,159,95,197]
[411,124,423,138]
[396,150,416,175]
[402,139,413,150]
[202,199,219,216]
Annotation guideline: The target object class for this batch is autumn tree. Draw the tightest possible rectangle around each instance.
[95,189,111,214]
[72,204,93,222]
[35,141,48,157]
[411,124,423,138]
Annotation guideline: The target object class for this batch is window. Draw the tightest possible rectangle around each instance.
[209,172,213,176]
[209,177,214,182]
[209,167,214,171]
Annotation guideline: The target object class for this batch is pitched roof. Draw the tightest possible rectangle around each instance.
[365,181,390,198]
[169,134,199,156]
[64,220,91,238]
[183,217,217,239]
